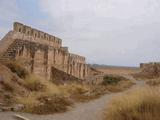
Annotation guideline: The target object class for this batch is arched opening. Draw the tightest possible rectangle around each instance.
[19,28,21,32]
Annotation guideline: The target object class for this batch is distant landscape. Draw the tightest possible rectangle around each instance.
[0,0,160,120]
[89,64,139,75]
[89,64,139,69]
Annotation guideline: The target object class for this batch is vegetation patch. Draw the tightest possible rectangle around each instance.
[16,93,72,114]
[24,75,47,91]
[102,75,134,92]
[34,95,72,114]
[131,71,159,80]
[102,75,123,85]
[104,87,160,120]
[0,60,134,114]
[146,78,160,86]
[72,85,108,102]
[16,75,96,114]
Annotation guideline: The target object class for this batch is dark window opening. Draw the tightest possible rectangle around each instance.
[19,28,21,32]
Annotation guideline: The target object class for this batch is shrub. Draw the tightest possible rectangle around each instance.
[16,75,72,114]
[33,95,72,114]
[16,93,72,114]
[146,78,160,86]
[16,92,40,113]
[24,75,46,91]
[104,87,160,120]
[102,75,124,85]
[60,83,90,95]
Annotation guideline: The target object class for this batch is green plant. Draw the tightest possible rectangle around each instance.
[102,75,123,85]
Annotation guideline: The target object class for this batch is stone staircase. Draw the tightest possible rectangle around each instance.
[0,41,19,62]
[0,31,17,61]
[0,31,14,54]
[1,40,20,60]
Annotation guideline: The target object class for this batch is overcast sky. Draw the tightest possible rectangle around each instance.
[0,0,160,66]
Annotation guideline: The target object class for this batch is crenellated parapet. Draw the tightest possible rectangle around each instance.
[13,22,62,48]
[0,22,92,81]
[69,53,86,64]
[60,47,69,53]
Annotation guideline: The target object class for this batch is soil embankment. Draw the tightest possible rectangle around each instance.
[0,75,145,120]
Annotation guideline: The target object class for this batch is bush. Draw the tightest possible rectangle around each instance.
[104,87,160,120]
[146,78,160,86]
[24,75,46,91]
[16,75,72,114]
[33,95,72,114]
[102,75,124,85]
[16,92,40,113]
[16,93,72,114]
[60,83,90,95]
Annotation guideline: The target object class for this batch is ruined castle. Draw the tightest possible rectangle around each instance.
[0,22,97,82]
[140,62,160,76]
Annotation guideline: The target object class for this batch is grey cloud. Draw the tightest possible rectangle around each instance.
[0,0,22,39]
[0,0,160,66]
[39,0,160,66]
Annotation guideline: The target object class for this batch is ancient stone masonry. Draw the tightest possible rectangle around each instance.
[0,22,91,80]
[140,62,160,76]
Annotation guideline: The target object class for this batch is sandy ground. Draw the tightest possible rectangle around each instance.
[97,67,140,75]
[0,76,145,120]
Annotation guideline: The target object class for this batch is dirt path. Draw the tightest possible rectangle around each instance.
[0,76,145,120]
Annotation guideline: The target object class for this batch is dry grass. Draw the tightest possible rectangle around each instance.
[0,61,135,114]
[15,75,72,114]
[58,83,106,102]
[16,92,40,113]
[19,75,108,111]
[59,83,90,95]
[16,92,72,114]
[105,80,134,92]
[132,72,157,80]
[102,75,134,92]
[0,63,27,94]
[72,85,108,102]
[146,78,160,86]
[24,75,61,95]
[104,87,160,120]
[15,75,94,114]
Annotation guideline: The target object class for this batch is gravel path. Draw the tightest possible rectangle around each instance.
[0,76,145,120]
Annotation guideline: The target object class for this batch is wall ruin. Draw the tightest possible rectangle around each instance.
[0,22,91,81]
[140,62,160,77]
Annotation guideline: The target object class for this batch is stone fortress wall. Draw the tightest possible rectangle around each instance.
[13,22,62,48]
[0,22,91,81]
[140,62,160,76]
